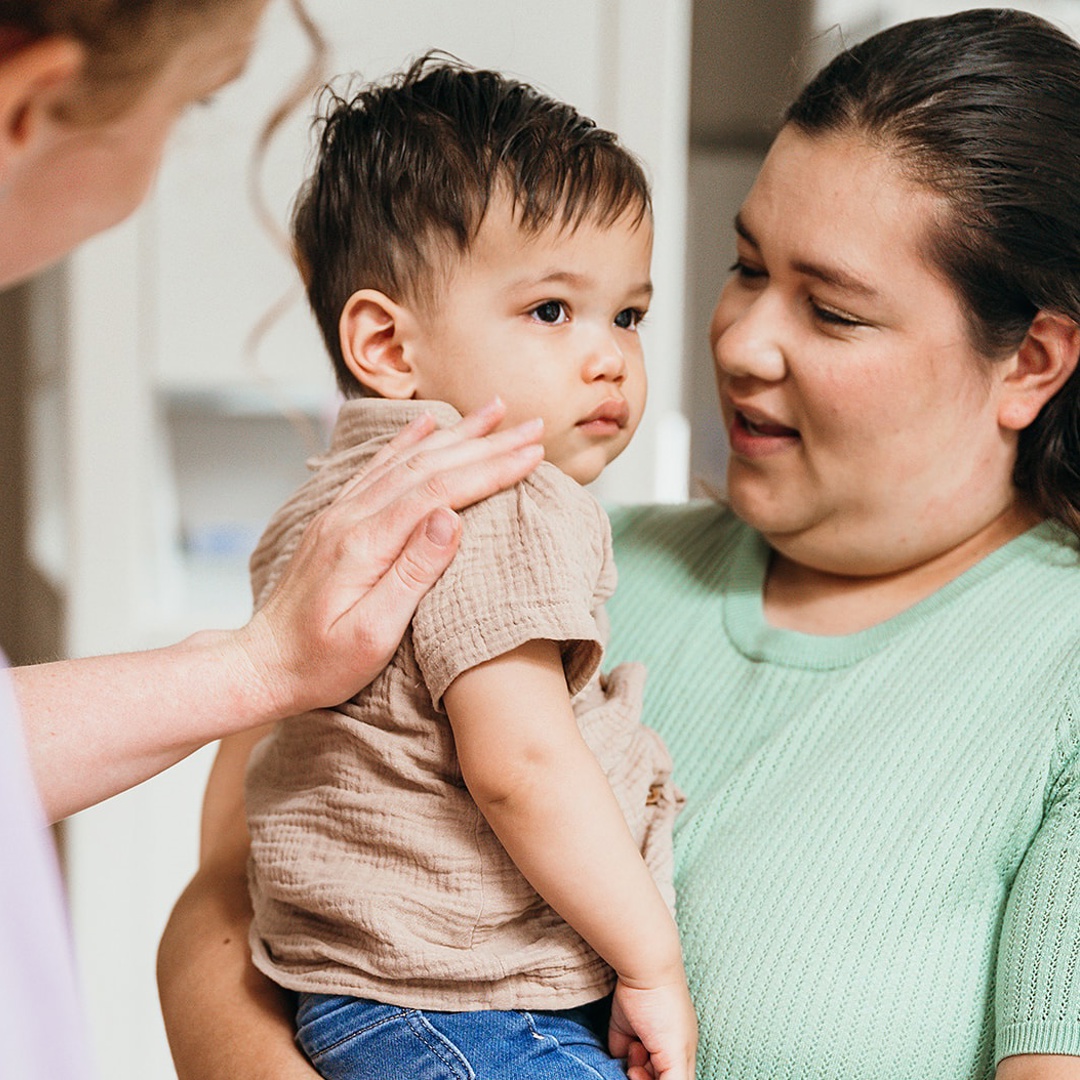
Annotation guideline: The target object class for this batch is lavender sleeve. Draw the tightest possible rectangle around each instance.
[0,656,97,1080]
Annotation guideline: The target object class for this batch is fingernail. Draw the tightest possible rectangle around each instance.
[477,397,504,418]
[514,417,544,436]
[425,507,458,546]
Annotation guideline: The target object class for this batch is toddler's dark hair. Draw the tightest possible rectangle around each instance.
[291,53,651,395]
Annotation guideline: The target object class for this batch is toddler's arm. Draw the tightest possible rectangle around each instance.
[444,638,697,1080]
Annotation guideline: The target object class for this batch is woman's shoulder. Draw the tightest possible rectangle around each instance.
[972,522,1080,708]
[1023,519,1080,567]
[998,521,1080,615]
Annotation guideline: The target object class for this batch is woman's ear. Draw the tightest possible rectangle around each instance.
[0,34,83,176]
[338,289,422,399]
[997,311,1080,431]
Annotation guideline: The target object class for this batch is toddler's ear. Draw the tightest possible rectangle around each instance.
[338,290,421,399]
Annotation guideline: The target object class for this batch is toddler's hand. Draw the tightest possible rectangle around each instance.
[608,973,697,1080]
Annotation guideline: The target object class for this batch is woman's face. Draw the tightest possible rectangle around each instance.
[0,0,268,287]
[710,125,1024,576]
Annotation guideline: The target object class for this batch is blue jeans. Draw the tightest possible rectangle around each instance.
[295,993,628,1079]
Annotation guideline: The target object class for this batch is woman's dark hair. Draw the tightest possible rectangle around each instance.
[787,8,1080,539]
[291,53,651,395]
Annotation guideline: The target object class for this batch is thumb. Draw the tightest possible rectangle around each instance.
[348,508,461,668]
[382,506,461,604]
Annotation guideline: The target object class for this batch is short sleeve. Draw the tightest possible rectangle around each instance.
[996,679,1080,1061]
[411,462,614,709]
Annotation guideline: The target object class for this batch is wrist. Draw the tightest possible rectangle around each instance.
[187,619,295,732]
[614,927,687,990]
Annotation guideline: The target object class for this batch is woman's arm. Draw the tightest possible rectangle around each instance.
[998,1057,1080,1078]
[16,402,543,821]
[157,728,320,1080]
[444,639,697,1080]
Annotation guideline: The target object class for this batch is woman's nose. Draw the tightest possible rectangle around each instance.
[710,290,787,383]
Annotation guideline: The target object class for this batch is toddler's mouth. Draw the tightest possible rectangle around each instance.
[579,400,630,430]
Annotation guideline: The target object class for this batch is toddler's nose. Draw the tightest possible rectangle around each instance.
[583,333,627,383]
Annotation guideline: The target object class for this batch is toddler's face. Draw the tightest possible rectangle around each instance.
[408,196,652,485]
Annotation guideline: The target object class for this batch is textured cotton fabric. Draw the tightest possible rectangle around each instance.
[246,398,679,1010]
[0,659,96,1080]
[605,502,1080,1080]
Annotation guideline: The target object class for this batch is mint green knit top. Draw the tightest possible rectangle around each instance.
[605,503,1080,1080]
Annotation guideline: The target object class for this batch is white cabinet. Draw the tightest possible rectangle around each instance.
[43,3,692,1078]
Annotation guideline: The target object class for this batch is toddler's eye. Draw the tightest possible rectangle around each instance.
[530,300,569,325]
[614,308,645,330]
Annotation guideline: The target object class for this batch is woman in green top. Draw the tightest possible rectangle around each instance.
[160,9,1080,1080]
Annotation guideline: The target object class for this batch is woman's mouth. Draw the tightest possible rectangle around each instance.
[729,409,800,455]
[741,414,798,438]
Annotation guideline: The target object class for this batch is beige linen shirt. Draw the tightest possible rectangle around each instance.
[246,398,681,1010]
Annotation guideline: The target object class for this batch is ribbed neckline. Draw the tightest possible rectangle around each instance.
[724,520,1067,670]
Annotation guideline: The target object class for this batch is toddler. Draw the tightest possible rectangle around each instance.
[245,55,694,1080]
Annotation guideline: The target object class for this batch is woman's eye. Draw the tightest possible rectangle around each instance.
[530,300,569,325]
[614,307,645,331]
[811,301,864,329]
[728,259,766,281]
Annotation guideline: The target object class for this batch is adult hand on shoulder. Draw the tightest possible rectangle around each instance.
[235,398,544,718]
[15,399,541,822]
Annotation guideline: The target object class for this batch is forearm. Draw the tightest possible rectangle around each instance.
[158,730,319,1080]
[997,1056,1080,1079]
[446,640,684,985]
[157,851,315,1080]
[18,403,543,824]
[468,715,697,1074]
[14,627,280,822]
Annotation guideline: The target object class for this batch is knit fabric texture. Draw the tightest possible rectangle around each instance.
[605,502,1080,1080]
[245,398,680,1010]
